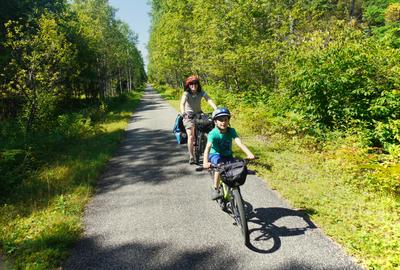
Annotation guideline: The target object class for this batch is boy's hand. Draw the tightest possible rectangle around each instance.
[203,162,211,169]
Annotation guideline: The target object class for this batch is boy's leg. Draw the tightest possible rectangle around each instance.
[211,157,234,199]
[210,171,222,200]
[209,153,223,200]
[213,171,221,190]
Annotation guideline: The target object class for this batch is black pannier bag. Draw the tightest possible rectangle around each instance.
[219,160,248,187]
[195,114,214,133]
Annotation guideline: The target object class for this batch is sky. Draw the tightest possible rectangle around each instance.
[108,0,151,68]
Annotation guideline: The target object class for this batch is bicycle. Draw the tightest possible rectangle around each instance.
[192,113,214,164]
[196,158,256,245]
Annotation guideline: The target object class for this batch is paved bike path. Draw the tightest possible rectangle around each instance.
[64,86,363,269]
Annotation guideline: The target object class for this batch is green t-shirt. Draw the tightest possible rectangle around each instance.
[207,127,238,157]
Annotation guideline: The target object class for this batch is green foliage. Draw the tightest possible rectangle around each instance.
[233,113,400,270]
[70,0,147,96]
[0,0,147,133]
[385,2,400,22]
[278,23,374,126]
[148,0,400,151]
[0,90,142,269]
[154,84,182,100]
[374,119,400,147]
[3,13,75,131]
[0,148,35,199]
[364,5,386,26]
[378,22,400,48]
[54,113,98,139]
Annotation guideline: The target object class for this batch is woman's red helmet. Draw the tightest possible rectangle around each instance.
[185,75,199,88]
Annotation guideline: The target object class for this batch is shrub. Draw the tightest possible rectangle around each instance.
[275,21,400,150]
[385,3,400,23]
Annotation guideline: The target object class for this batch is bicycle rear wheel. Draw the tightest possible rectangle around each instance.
[194,131,205,164]
[231,188,249,245]
[199,132,207,154]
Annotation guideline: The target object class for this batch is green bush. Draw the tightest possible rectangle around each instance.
[274,21,400,150]
[154,83,182,100]
[53,114,97,139]
[364,5,386,26]
[0,149,34,200]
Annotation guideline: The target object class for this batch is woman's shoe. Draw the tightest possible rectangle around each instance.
[189,157,195,164]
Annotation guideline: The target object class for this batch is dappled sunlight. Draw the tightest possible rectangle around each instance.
[0,194,83,268]
[38,164,71,194]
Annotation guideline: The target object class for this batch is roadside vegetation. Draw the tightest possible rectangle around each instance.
[0,91,142,269]
[149,1,400,269]
[155,83,399,270]
[0,0,146,268]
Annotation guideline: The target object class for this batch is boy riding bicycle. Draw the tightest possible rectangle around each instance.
[203,107,255,200]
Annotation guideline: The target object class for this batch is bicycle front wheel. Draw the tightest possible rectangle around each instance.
[231,188,249,245]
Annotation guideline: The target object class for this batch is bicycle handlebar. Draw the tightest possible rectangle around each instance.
[194,157,259,172]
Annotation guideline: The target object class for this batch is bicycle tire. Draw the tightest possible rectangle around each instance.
[231,188,249,245]
[199,132,207,154]
[195,131,206,164]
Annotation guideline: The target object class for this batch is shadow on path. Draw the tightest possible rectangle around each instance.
[95,127,189,195]
[64,234,323,270]
[64,235,239,270]
[246,206,317,254]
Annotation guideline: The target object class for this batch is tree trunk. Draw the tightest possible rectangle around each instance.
[119,68,122,94]
[26,98,36,132]
[350,0,355,18]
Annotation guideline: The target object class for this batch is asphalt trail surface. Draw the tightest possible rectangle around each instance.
[64,86,363,270]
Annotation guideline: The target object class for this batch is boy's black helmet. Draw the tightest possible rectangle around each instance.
[212,107,231,120]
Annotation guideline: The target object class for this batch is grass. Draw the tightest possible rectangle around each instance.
[0,90,143,269]
[155,84,400,270]
[242,135,400,270]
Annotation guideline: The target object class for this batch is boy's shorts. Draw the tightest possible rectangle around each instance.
[209,153,235,165]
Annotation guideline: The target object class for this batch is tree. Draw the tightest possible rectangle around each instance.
[2,13,76,131]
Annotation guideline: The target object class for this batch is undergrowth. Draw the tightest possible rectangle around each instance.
[0,90,143,269]
[155,83,400,270]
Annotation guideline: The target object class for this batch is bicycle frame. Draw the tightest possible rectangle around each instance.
[196,158,257,246]
[211,166,250,245]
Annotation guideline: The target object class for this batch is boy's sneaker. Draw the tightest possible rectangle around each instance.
[210,188,222,200]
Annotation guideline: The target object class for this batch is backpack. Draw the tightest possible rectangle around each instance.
[219,160,248,187]
[172,114,187,144]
